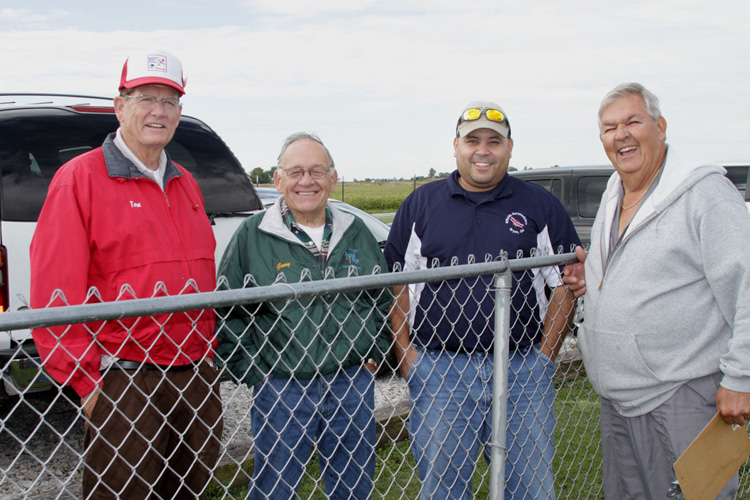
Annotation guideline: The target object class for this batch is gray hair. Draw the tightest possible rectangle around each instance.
[598,82,662,128]
[276,132,336,172]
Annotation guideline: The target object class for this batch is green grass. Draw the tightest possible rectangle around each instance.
[259,179,437,214]
[373,213,395,224]
[739,464,750,500]
[203,372,607,500]
[258,179,440,213]
[332,180,439,211]
[203,439,492,499]
[553,364,604,499]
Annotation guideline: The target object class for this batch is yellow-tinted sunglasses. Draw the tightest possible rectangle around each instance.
[459,107,507,123]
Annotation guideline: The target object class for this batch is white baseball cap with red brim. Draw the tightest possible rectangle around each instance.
[119,49,186,96]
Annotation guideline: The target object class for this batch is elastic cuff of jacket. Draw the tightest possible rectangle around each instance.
[719,375,750,395]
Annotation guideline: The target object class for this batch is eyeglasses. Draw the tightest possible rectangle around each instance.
[280,167,331,180]
[458,107,507,124]
[123,94,181,111]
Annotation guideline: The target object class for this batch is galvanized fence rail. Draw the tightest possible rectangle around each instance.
[0,252,747,500]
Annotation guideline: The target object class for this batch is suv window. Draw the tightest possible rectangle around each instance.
[724,165,749,201]
[0,107,260,222]
[524,178,563,200]
[577,176,608,218]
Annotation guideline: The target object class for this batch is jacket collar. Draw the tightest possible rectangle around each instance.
[447,169,513,201]
[601,146,726,241]
[259,197,356,253]
[101,133,183,184]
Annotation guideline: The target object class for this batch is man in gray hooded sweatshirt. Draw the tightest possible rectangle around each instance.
[564,82,750,498]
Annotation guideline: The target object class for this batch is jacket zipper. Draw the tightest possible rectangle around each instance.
[139,176,192,278]
[597,212,658,290]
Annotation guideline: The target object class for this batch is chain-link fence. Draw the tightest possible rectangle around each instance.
[1,253,748,499]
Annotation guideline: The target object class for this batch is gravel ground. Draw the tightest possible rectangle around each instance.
[0,376,410,500]
[0,391,85,499]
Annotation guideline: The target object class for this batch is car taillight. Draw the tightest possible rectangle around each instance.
[0,245,8,313]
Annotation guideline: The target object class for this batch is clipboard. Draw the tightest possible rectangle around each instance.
[673,413,750,500]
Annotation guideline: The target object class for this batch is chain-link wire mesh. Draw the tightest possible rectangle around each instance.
[1,253,749,499]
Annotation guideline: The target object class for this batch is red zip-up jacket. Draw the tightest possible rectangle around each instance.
[30,134,217,397]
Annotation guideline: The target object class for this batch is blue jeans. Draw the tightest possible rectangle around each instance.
[250,365,376,500]
[407,346,557,500]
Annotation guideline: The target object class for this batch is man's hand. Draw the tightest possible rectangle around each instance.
[563,246,588,298]
[540,285,577,363]
[390,285,419,379]
[396,346,419,380]
[81,388,101,418]
[716,386,750,425]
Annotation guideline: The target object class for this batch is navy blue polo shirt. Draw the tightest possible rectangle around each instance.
[384,171,580,352]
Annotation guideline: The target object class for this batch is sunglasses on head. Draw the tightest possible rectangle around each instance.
[459,107,507,124]
[456,107,511,137]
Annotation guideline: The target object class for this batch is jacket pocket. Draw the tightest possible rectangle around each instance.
[593,327,662,395]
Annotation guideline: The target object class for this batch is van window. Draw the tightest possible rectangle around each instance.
[525,178,563,201]
[0,108,260,222]
[577,176,608,218]
[724,166,749,201]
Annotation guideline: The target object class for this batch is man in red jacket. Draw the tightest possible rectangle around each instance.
[30,50,222,500]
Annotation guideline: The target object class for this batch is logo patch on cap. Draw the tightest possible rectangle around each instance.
[147,55,168,73]
[120,49,185,95]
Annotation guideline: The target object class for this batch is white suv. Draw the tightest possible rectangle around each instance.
[0,94,262,398]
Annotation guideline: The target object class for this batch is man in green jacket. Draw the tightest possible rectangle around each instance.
[216,132,391,500]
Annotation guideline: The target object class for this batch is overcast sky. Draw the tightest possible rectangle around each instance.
[1,0,748,179]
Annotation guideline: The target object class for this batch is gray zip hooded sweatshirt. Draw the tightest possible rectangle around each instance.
[579,147,750,417]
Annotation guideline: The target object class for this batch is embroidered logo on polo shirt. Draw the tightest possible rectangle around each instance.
[129,200,142,208]
[505,212,528,234]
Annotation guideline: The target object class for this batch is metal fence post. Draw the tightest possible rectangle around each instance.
[489,257,512,500]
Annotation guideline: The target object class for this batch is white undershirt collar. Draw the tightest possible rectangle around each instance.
[113,129,167,190]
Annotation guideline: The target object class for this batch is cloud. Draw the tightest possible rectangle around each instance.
[243,0,377,16]
[0,1,747,177]
[0,8,25,20]
[0,7,69,28]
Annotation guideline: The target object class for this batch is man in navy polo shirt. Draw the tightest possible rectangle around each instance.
[385,100,579,499]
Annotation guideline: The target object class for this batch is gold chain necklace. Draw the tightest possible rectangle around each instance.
[621,193,645,210]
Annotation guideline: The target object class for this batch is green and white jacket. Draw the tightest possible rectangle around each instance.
[216,198,392,387]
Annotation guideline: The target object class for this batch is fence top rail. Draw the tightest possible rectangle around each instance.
[0,252,578,331]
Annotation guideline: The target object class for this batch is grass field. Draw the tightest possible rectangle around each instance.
[258,179,440,213]
[332,179,439,212]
